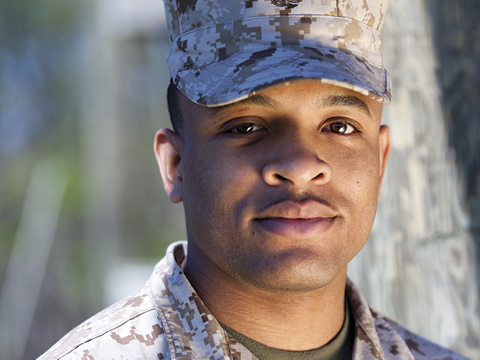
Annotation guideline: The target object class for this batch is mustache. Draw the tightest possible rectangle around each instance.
[258,193,334,213]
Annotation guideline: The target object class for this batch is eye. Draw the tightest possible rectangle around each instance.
[229,123,265,134]
[323,121,357,135]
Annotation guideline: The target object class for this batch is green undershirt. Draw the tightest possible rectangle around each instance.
[219,297,354,360]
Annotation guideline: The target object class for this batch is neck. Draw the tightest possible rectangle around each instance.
[184,242,347,351]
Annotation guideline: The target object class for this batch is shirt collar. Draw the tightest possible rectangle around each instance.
[146,241,230,359]
[346,278,414,360]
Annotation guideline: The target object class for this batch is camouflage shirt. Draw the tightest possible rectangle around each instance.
[38,241,467,360]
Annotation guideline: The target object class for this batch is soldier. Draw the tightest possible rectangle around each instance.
[39,0,468,359]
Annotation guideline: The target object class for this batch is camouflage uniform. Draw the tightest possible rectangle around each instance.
[38,241,467,360]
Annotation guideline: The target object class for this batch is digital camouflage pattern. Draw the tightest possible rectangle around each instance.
[38,242,467,360]
[164,0,392,106]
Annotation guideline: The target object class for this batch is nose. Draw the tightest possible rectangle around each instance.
[262,140,331,187]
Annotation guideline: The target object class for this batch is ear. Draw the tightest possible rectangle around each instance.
[154,128,184,203]
[378,125,391,191]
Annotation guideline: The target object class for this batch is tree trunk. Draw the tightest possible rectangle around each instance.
[349,1,480,358]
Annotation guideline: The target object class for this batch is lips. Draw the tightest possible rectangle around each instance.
[256,217,336,239]
[254,200,337,239]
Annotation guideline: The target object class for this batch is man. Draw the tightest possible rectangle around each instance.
[39,0,467,359]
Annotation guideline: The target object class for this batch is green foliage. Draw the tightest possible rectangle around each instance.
[0,0,83,41]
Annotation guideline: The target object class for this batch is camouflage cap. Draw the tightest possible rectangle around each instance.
[164,0,391,106]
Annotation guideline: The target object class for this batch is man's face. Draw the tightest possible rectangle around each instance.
[157,81,390,293]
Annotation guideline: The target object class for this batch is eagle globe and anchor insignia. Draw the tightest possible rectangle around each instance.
[271,0,303,8]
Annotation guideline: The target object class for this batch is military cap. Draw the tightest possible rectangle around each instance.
[164,0,391,106]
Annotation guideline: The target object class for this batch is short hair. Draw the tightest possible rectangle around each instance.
[167,81,183,133]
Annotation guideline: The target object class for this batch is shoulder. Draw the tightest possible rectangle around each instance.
[37,287,171,360]
[371,308,469,360]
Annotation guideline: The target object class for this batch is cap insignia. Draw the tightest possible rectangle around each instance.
[271,0,303,9]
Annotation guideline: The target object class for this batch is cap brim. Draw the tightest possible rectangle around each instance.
[173,45,391,107]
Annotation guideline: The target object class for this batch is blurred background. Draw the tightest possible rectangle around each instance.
[0,0,479,359]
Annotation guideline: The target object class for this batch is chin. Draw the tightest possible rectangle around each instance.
[242,254,347,293]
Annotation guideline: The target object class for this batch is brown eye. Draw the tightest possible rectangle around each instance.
[230,123,264,134]
[324,122,356,135]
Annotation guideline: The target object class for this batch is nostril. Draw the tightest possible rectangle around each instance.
[263,157,332,187]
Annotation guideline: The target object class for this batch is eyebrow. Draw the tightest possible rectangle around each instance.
[210,94,278,112]
[210,93,371,117]
[321,95,372,117]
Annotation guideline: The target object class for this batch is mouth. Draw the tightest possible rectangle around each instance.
[254,199,338,239]
[255,217,336,239]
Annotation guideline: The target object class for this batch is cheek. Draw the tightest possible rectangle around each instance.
[330,141,379,208]
[335,140,380,195]
[181,144,257,236]
[331,144,380,225]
